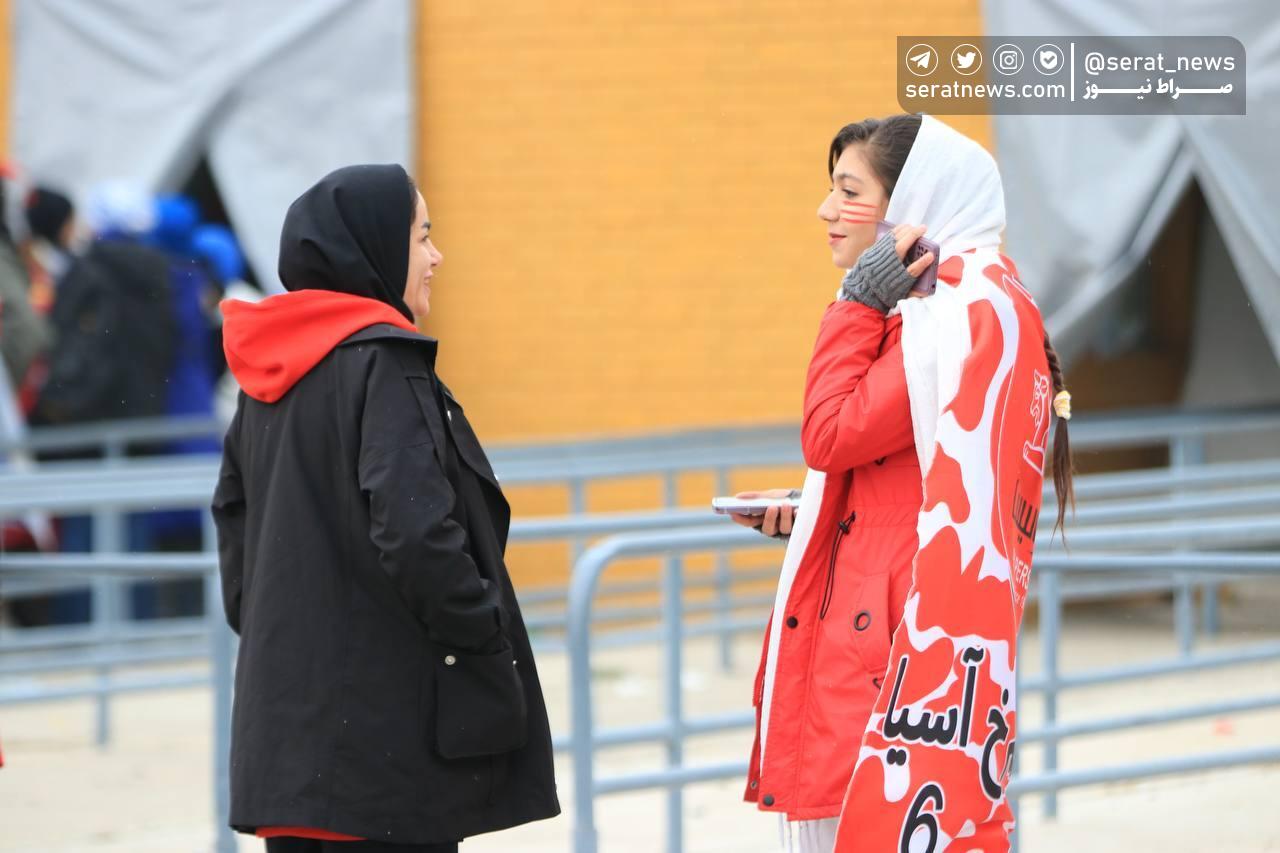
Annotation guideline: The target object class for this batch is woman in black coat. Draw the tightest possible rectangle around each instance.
[212,164,559,852]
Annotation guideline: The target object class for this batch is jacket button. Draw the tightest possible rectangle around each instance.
[874,456,886,465]
[513,659,519,666]
[749,780,758,790]
[854,611,872,631]
[872,677,883,688]
[762,795,775,807]
[785,616,799,629]
[444,655,457,666]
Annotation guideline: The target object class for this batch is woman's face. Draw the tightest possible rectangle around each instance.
[404,191,443,320]
[817,145,891,268]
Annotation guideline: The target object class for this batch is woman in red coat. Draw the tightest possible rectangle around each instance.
[733,114,1075,852]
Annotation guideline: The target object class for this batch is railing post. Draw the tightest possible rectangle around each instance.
[1176,435,1220,635]
[664,553,685,853]
[91,437,126,747]
[1040,569,1060,819]
[1170,436,1204,655]
[204,511,237,853]
[568,545,608,853]
[569,477,587,568]
[713,468,734,673]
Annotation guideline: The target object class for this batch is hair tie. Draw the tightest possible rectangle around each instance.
[1052,389,1072,420]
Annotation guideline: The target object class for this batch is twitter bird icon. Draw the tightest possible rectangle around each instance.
[952,44,982,75]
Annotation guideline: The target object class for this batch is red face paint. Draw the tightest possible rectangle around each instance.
[840,200,878,224]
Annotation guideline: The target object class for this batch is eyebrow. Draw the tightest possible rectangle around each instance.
[421,220,431,232]
[832,172,865,186]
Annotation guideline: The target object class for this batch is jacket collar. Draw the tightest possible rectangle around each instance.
[339,323,439,366]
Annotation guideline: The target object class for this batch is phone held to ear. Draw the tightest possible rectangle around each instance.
[876,219,940,296]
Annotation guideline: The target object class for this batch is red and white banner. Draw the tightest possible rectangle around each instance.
[834,248,1051,852]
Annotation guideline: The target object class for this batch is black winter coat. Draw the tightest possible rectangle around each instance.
[211,323,560,843]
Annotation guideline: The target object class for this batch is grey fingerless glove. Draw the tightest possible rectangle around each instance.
[839,229,917,313]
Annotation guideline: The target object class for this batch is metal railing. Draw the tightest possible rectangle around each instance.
[565,527,1280,853]
[2,404,1279,851]
[0,547,237,853]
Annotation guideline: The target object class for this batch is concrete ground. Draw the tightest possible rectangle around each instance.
[2,580,1278,853]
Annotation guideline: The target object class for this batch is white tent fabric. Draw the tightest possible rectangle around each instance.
[13,0,412,289]
[982,0,1280,364]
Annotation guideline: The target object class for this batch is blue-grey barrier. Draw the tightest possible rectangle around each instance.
[565,527,1280,853]
[2,405,1279,851]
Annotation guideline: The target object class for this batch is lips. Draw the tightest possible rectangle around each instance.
[828,232,846,245]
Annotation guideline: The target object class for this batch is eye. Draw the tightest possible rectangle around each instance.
[842,189,857,198]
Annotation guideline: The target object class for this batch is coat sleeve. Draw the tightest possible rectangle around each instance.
[356,354,505,654]
[801,301,915,473]
[211,401,247,635]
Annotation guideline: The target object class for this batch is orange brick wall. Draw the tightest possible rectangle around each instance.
[414,1,992,444]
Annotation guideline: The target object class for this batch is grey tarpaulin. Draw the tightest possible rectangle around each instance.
[982,0,1280,367]
[12,0,411,290]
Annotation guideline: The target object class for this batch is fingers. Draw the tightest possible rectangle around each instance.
[778,505,795,536]
[893,224,928,261]
[728,512,760,528]
[906,250,936,278]
[760,505,781,537]
[734,490,763,500]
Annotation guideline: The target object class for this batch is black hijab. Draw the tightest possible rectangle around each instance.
[278,164,417,322]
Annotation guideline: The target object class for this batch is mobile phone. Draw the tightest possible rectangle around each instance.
[876,219,939,296]
[712,496,802,517]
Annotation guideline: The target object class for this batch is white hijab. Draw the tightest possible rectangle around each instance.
[891,114,1009,471]
[885,114,1006,264]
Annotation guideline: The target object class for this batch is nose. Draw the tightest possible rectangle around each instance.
[817,191,839,223]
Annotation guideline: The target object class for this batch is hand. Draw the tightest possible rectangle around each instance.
[892,223,936,280]
[728,489,795,538]
[841,225,935,312]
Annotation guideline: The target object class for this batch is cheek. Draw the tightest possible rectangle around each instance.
[838,199,879,226]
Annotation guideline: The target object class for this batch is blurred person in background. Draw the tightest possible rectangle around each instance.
[192,222,265,426]
[25,181,172,623]
[213,164,559,851]
[128,195,226,617]
[0,170,58,626]
[22,184,79,316]
[32,180,172,432]
[0,170,52,410]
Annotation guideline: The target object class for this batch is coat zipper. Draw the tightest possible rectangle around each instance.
[818,510,857,620]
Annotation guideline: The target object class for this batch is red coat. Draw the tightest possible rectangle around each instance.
[745,300,922,820]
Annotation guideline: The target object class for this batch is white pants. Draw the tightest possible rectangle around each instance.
[778,816,839,853]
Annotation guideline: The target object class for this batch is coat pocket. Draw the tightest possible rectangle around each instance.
[432,641,529,759]
[849,572,893,678]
